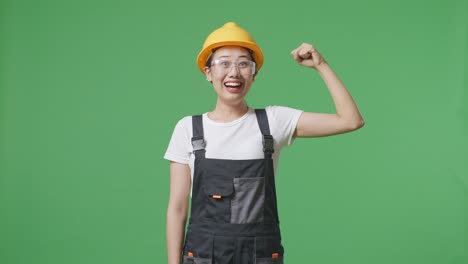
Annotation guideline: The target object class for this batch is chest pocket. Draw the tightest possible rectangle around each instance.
[203,180,234,223]
[202,177,266,224]
[231,177,265,224]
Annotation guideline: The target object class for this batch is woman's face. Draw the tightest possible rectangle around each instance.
[204,46,256,105]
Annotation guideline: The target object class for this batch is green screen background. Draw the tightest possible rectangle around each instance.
[1,0,467,263]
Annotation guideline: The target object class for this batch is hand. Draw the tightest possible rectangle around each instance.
[291,43,326,69]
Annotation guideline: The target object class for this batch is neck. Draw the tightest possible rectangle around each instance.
[208,101,249,122]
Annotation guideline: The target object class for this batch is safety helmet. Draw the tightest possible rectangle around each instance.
[197,22,264,73]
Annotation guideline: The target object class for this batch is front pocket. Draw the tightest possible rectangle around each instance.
[256,257,283,263]
[182,230,214,263]
[231,177,265,224]
[182,256,212,264]
[203,180,234,222]
[255,235,284,261]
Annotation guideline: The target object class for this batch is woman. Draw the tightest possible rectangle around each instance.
[165,22,364,264]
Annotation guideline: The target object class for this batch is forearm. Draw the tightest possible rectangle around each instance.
[316,62,364,127]
[166,206,187,264]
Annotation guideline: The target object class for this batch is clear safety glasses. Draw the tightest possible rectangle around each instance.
[211,59,256,75]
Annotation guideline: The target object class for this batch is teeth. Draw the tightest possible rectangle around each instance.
[225,82,241,87]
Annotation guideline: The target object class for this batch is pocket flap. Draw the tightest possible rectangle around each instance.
[203,180,234,197]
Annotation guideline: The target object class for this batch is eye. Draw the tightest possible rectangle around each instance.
[219,60,231,68]
[238,61,249,68]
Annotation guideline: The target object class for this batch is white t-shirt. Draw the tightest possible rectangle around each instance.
[164,106,303,181]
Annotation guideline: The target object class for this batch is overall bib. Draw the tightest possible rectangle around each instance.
[182,109,284,264]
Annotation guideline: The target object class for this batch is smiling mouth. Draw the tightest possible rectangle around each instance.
[224,82,243,93]
[224,81,242,88]
[223,80,244,94]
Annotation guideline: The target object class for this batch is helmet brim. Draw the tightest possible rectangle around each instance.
[197,41,264,73]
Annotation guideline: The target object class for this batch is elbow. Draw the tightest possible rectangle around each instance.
[167,200,189,222]
[348,118,365,131]
[357,118,365,129]
[167,205,188,226]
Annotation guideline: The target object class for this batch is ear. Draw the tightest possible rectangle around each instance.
[204,66,213,83]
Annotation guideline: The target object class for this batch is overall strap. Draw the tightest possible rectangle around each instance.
[255,109,274,158]
[191,115,206,159]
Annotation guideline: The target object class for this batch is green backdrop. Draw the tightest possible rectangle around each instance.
[1,0,467,263]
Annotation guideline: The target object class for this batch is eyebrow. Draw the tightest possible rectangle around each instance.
[216,55,250,60]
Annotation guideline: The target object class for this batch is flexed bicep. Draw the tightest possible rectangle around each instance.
[295,112,363,138]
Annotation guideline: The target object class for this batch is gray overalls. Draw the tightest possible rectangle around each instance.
[182,109,284,264]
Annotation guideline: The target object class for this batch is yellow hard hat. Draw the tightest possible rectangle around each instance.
[197,22,264,73]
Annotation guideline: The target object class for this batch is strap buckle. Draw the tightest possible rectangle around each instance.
[191,136,206,152]
[262,134,274,154]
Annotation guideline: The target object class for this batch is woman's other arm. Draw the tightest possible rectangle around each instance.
[166,161,191,264]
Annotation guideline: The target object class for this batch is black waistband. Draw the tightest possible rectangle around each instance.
[187,219,281,237]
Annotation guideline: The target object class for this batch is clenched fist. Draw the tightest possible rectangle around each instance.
[291,43,326,69]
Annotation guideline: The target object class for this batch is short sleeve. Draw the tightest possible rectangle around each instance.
[164,117,192,164]
[266,106,303,148]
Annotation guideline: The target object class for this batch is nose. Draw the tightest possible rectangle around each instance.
[227,63,241,77]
